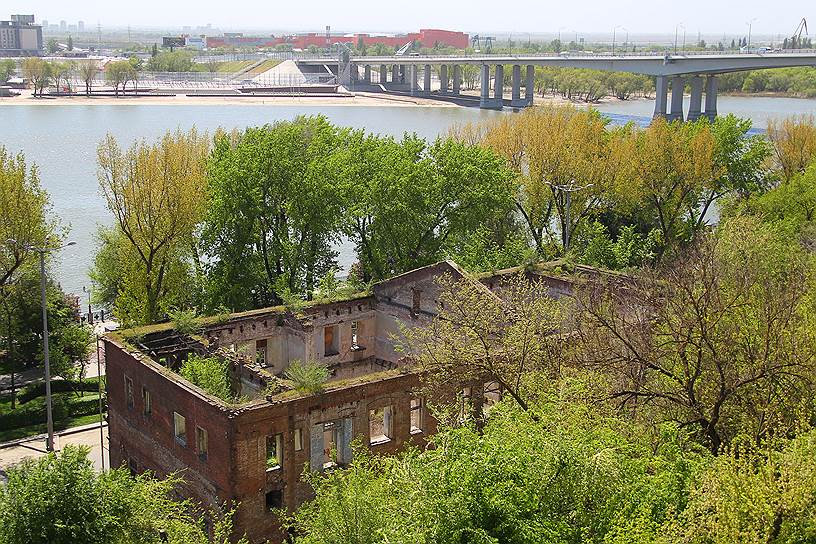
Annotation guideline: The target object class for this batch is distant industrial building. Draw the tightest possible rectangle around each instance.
[206,28,469,51]
[0,14,43,56]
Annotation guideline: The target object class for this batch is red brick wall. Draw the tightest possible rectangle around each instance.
[106,340,237,508]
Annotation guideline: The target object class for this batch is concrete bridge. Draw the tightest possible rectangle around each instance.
[297,50,816,119]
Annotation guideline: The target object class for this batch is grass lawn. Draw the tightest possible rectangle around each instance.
[215,60,255,73]
[0,380,106,443]
[246,59,282,75]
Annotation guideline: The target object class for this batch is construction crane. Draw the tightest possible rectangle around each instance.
[471,34,495,53]
[788,18,808,49]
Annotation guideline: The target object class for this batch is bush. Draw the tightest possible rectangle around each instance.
[284,360,330,394]
[178,355,233,402]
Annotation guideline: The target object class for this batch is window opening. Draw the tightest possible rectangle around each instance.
[266,433,283,471]
[196,426,208,461]
[294,428,303,451]
[369,406,393,445]
[173,412,186,445]
[324,325,339,356]
[125,376,134,409]
[142,387,151,416]
[410,398,424,434]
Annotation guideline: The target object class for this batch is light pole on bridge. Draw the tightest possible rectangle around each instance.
[746,18,758,50]
[675,23,685,54]
[612,26,626,55]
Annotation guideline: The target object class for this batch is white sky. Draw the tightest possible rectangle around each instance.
[7,0,814,37]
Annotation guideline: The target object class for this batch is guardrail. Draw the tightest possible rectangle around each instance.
[64,70,335,89]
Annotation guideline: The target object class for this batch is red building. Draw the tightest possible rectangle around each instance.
[206,28,468,51]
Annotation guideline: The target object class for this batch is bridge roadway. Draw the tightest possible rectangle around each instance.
[297,50,816,119]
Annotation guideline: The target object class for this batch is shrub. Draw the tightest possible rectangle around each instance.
[169,309,201,337]
[178,355,233,402]
[284,360,330,394]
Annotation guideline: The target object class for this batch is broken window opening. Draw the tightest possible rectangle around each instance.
[411,288,422,316]
[196,426,208,461]
[324,325,339,356]
[322,421,338,468]
[266,433,283,471]
[142,387,151,416]
[350,320,362,350]
[369,406,393,445]
[125,376,134,410]
[459,387,473,422]
[410,398,424,434]
[294,428,303,452]
[483,381,503,415]
[255,339,267,366]
[265,489,283,511]
[173,412,186,446]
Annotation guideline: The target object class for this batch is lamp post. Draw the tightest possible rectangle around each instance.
[83,285,93,325]
[613,26,626,55]
[675,23,685,54]
[10,239,77,452]
[747,18,758,50]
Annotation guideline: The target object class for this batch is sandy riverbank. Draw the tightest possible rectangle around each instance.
[0,89,462,107]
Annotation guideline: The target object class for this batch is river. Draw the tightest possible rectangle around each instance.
[1,95,815,298]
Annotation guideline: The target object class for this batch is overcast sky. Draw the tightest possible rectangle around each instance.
[8,0,814,36]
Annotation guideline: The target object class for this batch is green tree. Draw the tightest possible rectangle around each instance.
[202,117,345,310]
[0,59,15,83]
[78,59,99,96]
[46,38,59,54]
[95,129,209,324]
[104,60,136,96]
[576,217,816,453]
[0,445,248,544]
[67,34,73,51]
[179,355,234,402]
[21,57,52,97]
[339,133,516,281]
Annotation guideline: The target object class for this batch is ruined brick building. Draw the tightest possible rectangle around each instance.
[104,260,587,543]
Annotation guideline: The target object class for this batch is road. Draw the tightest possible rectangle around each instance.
[0,422,109,484]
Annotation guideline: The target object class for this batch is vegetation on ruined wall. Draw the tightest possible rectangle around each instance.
[179,355,234,403]
[0,445,248,544]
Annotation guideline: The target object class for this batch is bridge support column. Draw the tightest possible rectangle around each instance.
[453,65,461,95]
[668,76,685,122]
[511,64,524,108]
[350,65,359,89]
[480,64,491,107]
[525,65,535,106]
[399,65,406,84]
[704,75,718,121]
[363,65,371,84]
[380,64,387,84]
[494,64,504,103]
[391,64,398,84]
[687,75,704,121]
[423,64,432,95]
[410,65,420,96]
[653,75,669,119]
[440,65,449,94]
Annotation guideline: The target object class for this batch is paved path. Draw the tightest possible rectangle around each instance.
[0,422,109,484]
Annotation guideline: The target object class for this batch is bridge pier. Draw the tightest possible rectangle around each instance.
[511,65,524,108]
[668,76,685,122]
[391,65,398,84]
[494,64,504,102]
[687,76,704,121]
[350,65,359,88]
[704,75,718,121]
[410,65,419,95]
[653,75,669,119]
[364,65,371,84]
[399,65,406,84]
[480,65,503,109]
[379,64,387,84]
[423,64,432,95]
[453,65,461,95]
[440,65,449,94]
[525,65,535,106]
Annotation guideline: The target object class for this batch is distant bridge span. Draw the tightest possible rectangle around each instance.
[297,50,816,119]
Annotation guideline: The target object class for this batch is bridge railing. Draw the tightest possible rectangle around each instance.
[343,48,816,61]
